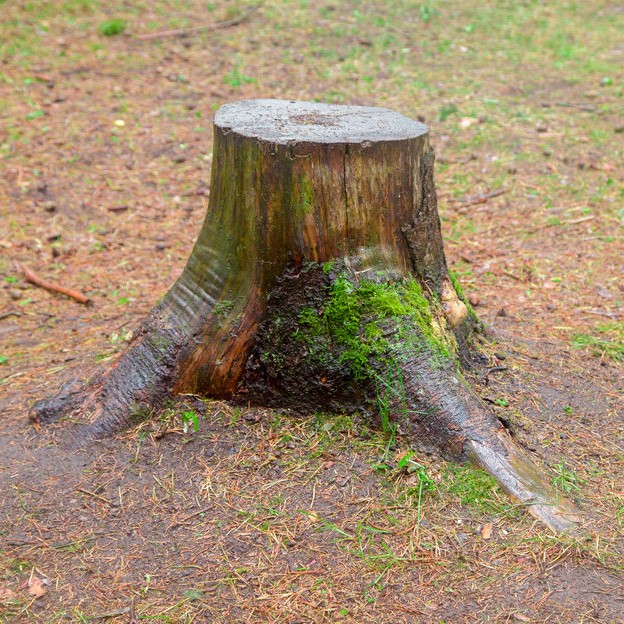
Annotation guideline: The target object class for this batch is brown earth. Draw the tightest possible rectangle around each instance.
[1,1,622,622]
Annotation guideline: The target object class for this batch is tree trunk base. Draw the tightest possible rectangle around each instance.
[31,99,581,532]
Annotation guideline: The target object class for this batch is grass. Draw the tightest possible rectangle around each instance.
[98,18,126,36]
[573,322,624,362]
[396,451,436,532]
[180,408,199,434]
[223,60,257,89]
[375,368,400,459]
[551,461,581,497]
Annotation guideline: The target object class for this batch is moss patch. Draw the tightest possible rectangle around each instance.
[441,463,513,516]
[297,271,456,381]
[295,175,315,216]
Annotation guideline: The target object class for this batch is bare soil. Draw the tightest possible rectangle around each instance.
[1,1,622,622]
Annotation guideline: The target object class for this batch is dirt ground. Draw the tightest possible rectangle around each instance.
[1,1,623,622]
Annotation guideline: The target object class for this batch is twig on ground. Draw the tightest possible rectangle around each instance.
[0,311,21,320]
[581,308,620,320]
[136,4,263,41]
[129,597,138,624]
[19,264,91,305]
[525,214,596,234]
[541,101,597,113]
[565,215,595,225]
[86,606,131,621]
[503,271,522,281]
[450,188,508,206]
[77,488,113,505]
[484,366,509,386]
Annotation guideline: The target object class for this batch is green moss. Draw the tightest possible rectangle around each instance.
[297,272,455,380]
[322,259,336,274]
[442,463,511,516]
[98,19,126,36]
[260,350,286,367]
[448,270,466,301]
[401,280,452,357]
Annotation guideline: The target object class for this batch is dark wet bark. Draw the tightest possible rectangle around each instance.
[32,99,579,531]
[401,146,448,292]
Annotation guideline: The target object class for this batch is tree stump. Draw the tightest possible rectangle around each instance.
[32,99,579,532]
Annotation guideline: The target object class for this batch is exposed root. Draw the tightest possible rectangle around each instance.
[467,434,581,533]
[30,379,92,424]
[31,315,187,446]
[391,347,580,532]
[440,277,468,328]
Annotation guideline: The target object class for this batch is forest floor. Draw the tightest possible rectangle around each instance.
[0,1,623,622]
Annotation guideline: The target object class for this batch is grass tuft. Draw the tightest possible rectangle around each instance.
[572,322,624,362]
[99,19,126,36]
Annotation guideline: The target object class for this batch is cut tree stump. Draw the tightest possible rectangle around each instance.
[32,99,579,532]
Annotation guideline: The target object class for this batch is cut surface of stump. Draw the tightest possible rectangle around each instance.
[32,99,580,532]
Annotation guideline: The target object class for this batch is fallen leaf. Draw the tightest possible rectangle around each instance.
[481,523,493,539]
[28,577,46,598]
[513,614,531,622]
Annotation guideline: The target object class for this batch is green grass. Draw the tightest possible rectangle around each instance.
[223,60,257,88]
[98,18,126,36]
[572,322,624,362]
[180,409,199,434]
[551,461,581,496]
[396,451,436,530]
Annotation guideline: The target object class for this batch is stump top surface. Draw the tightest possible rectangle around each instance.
[215,99,428,144]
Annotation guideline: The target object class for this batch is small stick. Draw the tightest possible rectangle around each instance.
[19,264,91,305]
[566,215,595,225]
[86,606,131,621]
[136,4,262,41]
[77,488,113,505]
[548,101,597,113]
[451,188,508,206]
[502,270,522,281]
[0,311,21,320]
[484,365,509,386]
[129,597,138,624]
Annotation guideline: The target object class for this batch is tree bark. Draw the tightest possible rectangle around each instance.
[32,99,579,532]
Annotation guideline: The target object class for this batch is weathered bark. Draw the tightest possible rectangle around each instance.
[32,99,579,532]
